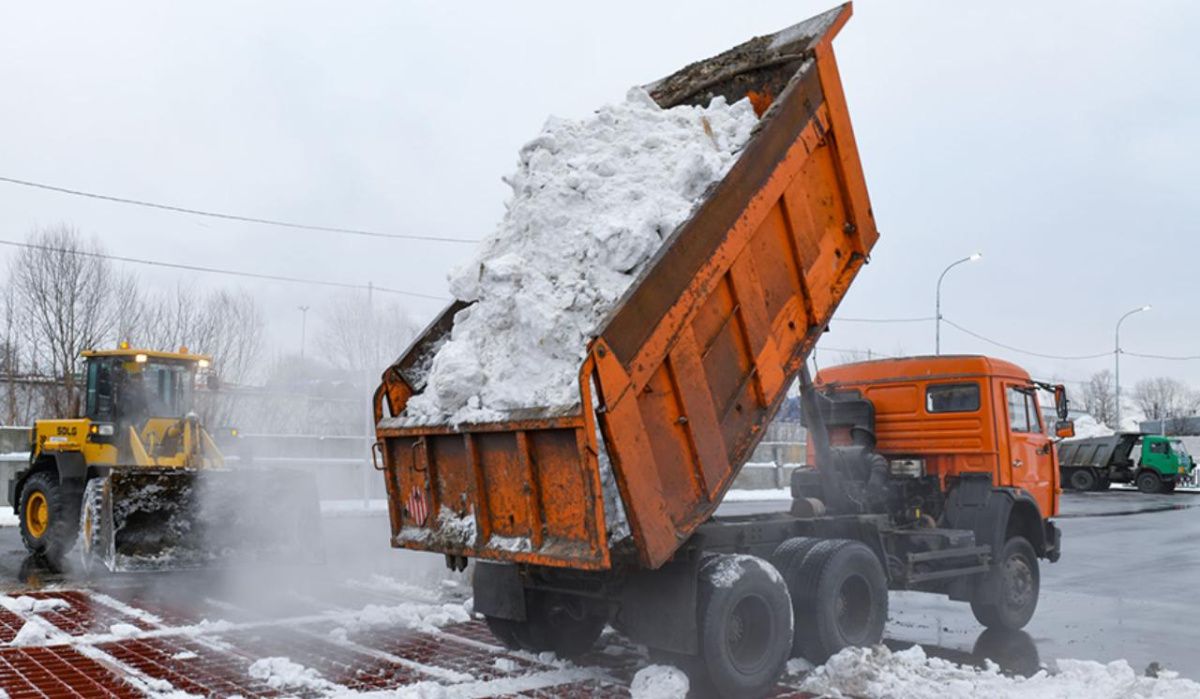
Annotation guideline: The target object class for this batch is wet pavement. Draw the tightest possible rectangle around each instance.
[0,490,1195,695]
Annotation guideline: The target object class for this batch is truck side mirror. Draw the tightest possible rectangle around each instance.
[1055,420,1075,439]
[1054,385,1069,421]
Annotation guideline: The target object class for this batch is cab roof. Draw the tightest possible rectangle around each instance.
[81,348,212,363]
[816,354,1031,387]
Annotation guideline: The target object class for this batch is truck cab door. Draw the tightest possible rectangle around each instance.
[1003,384,1056,516]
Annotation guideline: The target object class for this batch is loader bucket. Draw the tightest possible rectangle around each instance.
[81,468,323,573]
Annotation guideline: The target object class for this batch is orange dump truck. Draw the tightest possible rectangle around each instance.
[374,5,1066,696]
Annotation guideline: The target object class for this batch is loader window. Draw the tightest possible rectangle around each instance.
[926,383,980,413]
[85,359,117,421]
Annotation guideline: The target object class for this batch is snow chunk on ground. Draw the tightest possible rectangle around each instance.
[493,658,519,673]
[630,664,689,699]
[341,600,472,635]
[10,620,54,647]
[800,645,1200,699]
[0,595,70,613]
[248,657,341,693]
[404,87,758,424]
[171,650,198,661]
[109,623,140,638]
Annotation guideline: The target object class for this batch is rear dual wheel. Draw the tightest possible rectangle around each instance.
[772,538,888,663]
[1068,469,1097,492]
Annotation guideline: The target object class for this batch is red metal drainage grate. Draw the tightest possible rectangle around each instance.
[98,637,281,698]
[222,627,425,691]
[24,591,157,637]
[0,645,142,699]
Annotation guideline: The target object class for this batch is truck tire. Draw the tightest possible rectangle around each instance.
[695,554,793,699]
[78,477,109,578]
[1095,477,1111,491]
[786,539,888,662]
[511,590,606,659]
[1136,471,1163,494]
[18,471,79,562]
[483,615,523,651]
[1068,469,1096,492]
[1164,480,1177,493]
[970,536,1039,631]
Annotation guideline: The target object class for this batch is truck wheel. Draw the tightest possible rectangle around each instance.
[1164,480,1177,493]
[512,591,606,659]
[483,615,523,651]
[1068,469,1096,492]
[786,539,888,662]
[970,536,1039,631]
[1136,471,1163,494]
[19,471,79,562]
[1095,477,1111,491]
[696,554,793,699]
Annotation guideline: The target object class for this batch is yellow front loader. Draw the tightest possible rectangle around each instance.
[12,346,320,572]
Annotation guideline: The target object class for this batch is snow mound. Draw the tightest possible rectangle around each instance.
[404,87,758,424]
[630,664,689,699]
[1066,414,1115,440]
[248,657,341,692]
[800,645,1200,699]
[341,600,472,635]
[109,623,140,638]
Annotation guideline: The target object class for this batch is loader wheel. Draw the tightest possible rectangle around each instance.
[1136,471,1163,494]
[78,478,108,577]
[1068,469,1096,492]
[971,536,1039,631]
[19,471,79,562]
[694,554,793,699]
[512,591,606,659]
[785,539,888,663]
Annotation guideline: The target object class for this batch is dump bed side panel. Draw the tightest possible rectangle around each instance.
[592,5,878,568]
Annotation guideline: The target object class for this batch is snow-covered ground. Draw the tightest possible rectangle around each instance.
[799,645,1200,699]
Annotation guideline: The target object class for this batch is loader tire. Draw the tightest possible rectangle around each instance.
[971,536,1039,631]
[694,554,793,699]
[1068,469,1096,492]
[18,471,79,562]
[78,478,108,577]
[787,539,888,663]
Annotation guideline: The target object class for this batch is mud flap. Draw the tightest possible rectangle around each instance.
[82,468,324,573]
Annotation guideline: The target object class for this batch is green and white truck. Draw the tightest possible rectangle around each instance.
[1058,433,1196,494]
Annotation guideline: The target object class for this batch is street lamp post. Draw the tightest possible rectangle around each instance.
[1114,305,1151,430]
[935,253,982,355]
[298,305,311,359]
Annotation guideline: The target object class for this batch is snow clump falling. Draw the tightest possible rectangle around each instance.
[404,87,758,424]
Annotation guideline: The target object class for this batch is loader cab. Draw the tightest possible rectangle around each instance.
[82,348,210,436]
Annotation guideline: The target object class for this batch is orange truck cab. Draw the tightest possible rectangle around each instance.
[813,355,1063,520]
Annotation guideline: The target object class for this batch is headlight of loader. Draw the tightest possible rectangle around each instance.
[889,458,925,478]
[89,423,114,438]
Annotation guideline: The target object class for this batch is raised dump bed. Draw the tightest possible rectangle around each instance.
[374,3,877,572]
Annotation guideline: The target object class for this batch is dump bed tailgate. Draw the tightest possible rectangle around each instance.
[375,3,877,571]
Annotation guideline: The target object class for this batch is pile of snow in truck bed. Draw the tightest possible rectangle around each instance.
[404,87,758,424]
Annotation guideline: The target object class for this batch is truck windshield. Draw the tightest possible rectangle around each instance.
[1171,440,1191,458]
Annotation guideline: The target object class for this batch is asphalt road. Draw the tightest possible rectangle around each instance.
[1,491,1198,683]
[722,490,1200,679]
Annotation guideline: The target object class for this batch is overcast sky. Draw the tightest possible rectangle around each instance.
[1,1,1197,390]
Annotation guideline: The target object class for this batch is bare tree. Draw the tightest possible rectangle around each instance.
[10,225,136,416]
[1077,370,1117,428]
[1132,377,1200,434]
[316,292,419,376]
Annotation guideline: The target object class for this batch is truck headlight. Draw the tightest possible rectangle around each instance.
[889,458,925,478]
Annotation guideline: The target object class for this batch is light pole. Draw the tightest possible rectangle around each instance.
[298,305,310,359]
[1114,305,1151,430]
[935,253,982,355]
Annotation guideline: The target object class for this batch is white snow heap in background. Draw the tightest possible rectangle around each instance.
[1066,414,1115,440]
[800,645,1200,699]
[405,87,759,423]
